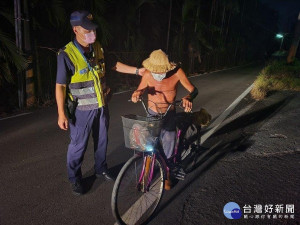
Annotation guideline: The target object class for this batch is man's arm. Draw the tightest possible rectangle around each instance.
[177,68,198,112]
[56,49,74,130]
[131,72,149,102]
[56,83,68,130]
[114,62,145,76]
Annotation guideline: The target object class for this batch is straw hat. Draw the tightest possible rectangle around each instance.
[142,49,176,73]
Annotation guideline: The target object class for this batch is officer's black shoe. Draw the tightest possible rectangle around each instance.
[71,180,83,196]
[96,171,114,181]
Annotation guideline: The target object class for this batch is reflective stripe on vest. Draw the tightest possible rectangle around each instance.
[63,41,105,110]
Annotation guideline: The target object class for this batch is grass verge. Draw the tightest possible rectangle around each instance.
[251,59,300,100]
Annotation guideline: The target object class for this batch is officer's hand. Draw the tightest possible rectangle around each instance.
[138,68,146,76]
[58,115,68,130]
[182,97,192,113]
[131,91,141,103]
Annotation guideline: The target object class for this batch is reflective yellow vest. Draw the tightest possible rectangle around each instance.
[63,41,105,110]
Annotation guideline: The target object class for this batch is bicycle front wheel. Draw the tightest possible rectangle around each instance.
[111,154,165,225]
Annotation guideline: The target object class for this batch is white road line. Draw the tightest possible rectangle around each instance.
[189,62,256,78]
[0,112,32,121]
[220,101,256,128]
[181,83,254,160]
[200,84,254,144]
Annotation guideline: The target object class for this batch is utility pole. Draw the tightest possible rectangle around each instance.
[166,0,172,52]
[23,0,35,107]
[287,12,300,64]
[14,0,35,108]
[280,35,284,50]
[14,0,25,109]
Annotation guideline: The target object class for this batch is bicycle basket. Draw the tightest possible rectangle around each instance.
[122,114,163,151]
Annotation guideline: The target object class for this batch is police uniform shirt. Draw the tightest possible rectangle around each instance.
[56,39,117,85]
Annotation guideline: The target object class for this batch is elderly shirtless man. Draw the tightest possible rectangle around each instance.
[131,49,198,162]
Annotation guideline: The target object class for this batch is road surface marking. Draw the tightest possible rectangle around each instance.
[181,83,254,159]
[200,84,254,144]
[0,112,32,121]
[189,62,256,78]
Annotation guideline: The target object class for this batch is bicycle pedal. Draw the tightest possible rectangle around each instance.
[177,168,186,175]
[174,173,185,180]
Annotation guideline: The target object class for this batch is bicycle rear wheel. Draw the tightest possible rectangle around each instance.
[180,125,201,161]
[111,154,165,225]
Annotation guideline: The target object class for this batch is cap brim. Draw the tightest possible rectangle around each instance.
[81,19,98,30]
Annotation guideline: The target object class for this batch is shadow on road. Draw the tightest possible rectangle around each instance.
[148,92,294,223]
[82,162,126,194]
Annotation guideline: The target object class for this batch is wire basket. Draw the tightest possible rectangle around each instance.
[122,114,163,152]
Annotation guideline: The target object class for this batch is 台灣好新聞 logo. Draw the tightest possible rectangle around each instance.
[223,202,242,219]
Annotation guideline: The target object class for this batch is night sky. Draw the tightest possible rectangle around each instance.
[260,0,300,32]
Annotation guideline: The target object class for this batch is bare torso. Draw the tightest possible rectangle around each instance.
[133,67,194,113]
[145,69,180,113]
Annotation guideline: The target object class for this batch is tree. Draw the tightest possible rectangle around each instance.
[0,3,28,110]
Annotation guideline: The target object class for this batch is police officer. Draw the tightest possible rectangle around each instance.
[56,10,144,195]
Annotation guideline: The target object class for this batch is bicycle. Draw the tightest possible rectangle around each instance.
[111,98,201,225]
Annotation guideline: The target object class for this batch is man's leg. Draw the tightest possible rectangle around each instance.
[67,109,94,183]
[160,110,177,160]
[160,129,176,159]
[92,106,109,174]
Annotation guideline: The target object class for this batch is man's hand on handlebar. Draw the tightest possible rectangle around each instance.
[131,90,142,103]
[181,97,192,112]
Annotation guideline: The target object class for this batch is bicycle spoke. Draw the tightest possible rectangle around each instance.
[112,155,165,225]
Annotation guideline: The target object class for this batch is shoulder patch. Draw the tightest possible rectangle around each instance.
[57,47,66,56]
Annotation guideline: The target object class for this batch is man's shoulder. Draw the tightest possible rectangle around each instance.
[57,47,66,56]
[57,42,75,73]
[166,67,181,79]
[173,66,182,74]
[57,41,75,53]
[57,42,73,61]
[143,70,152,79]
[57,49,70,64]
[173,67,186,77]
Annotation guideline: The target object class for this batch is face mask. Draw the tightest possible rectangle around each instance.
[84,31,96,44]
[151,72,166,81]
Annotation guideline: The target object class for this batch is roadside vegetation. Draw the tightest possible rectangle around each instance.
[251,59,300,100]
[0,0,279,113]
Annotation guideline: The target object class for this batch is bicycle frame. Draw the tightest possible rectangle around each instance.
[134,98,189,191]
[138,153,155,192]
[136,125,186,192]
[172,129,182,163]
[136,151,167,192]
[112,99,194,225]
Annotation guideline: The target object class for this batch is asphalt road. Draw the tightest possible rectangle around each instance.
[3,63,294,225]
[149,90,300,225]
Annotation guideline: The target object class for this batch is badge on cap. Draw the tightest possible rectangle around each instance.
[87,14,93,21]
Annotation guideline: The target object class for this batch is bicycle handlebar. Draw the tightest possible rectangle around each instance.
[129,97,184,118]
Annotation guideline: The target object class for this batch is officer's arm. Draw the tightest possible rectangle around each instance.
[114,62,145,76]
[55,83,68,130]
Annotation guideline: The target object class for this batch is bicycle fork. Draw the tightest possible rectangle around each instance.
[138,154,156,192]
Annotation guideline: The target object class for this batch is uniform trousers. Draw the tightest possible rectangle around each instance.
[67,106,108,183]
